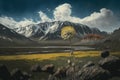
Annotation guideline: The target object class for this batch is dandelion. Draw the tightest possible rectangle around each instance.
[61,26,76,55]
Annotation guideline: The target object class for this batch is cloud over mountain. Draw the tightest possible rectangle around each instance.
[53,3,72,21]
[80,8,119,32]
[0,3,119,32]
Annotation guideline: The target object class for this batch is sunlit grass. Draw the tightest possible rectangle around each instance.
[0,51,100,61]
[0,51,119,61]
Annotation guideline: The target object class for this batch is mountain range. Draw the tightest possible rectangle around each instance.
[0,21,107,46]
[13,21,107,40]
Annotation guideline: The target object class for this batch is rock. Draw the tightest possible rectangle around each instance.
[101,51,110,58]
[99,56,120,71]
[31,64,41,72]
[66,66,75,79]
[11,68,30,80]
[22,72,31,80]
[0,64,11,80]
[42,64,55,74]
[114,70,120,77]
[83,61,95,68]
[53,67,67,79]
[48,74,54,80]
[11,68,23,80]
[76,65,110,80]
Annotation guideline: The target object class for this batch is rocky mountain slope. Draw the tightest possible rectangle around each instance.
[97,28,120,51]
[13,21,107,40]
[0,21,108,46]
[0,24,32,47]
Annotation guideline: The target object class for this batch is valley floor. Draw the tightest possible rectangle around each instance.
[0,51,101,61]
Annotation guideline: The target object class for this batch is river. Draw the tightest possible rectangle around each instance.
[0,46,95,54]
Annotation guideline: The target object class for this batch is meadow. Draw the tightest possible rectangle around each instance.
[0,51,120,80]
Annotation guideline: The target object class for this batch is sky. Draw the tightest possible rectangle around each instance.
[0,0,120,32]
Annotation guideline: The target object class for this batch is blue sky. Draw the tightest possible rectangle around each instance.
[0,0,120,32]
[0,0,120,19]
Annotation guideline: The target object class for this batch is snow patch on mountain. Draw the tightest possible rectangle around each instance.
[14,24,39,37]
[46,22,59,34]
[0,36,13,42]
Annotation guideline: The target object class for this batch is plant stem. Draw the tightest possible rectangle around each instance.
[70,39,73,55]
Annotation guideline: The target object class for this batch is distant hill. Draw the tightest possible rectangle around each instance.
[97,28,120,51]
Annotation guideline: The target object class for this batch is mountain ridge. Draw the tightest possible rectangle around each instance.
[0,24,33,47]
[12,21,107,40]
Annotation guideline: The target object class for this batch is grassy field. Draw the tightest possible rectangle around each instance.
[0,51,120,80]
[0,51,101,60]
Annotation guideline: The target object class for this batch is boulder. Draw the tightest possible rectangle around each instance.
[42,64,55,74]
[0,64,11,80]
[53,67,67,79]
[22,72,31,80]
[11,68,23,80]
[99,56,120,71]
[11,68,31,80]
[76,64,110,80]
[83,61,95,68]
[100,51,110,58]
[31,64,41,72]
[66,66,75,80]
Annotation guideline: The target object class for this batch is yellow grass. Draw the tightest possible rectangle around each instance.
[0,51,119,61]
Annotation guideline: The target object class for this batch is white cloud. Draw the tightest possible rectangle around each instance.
[53,3,72,21]
[15,18,36,27]
[0,3,119,32]
[81,8,119,32]
[53,3,82,23]
[38,11,52,22]
[0,16,37,29]
[52,3,119,32]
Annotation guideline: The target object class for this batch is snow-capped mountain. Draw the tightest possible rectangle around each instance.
[14,24,39,37]
[13,21,107,40]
